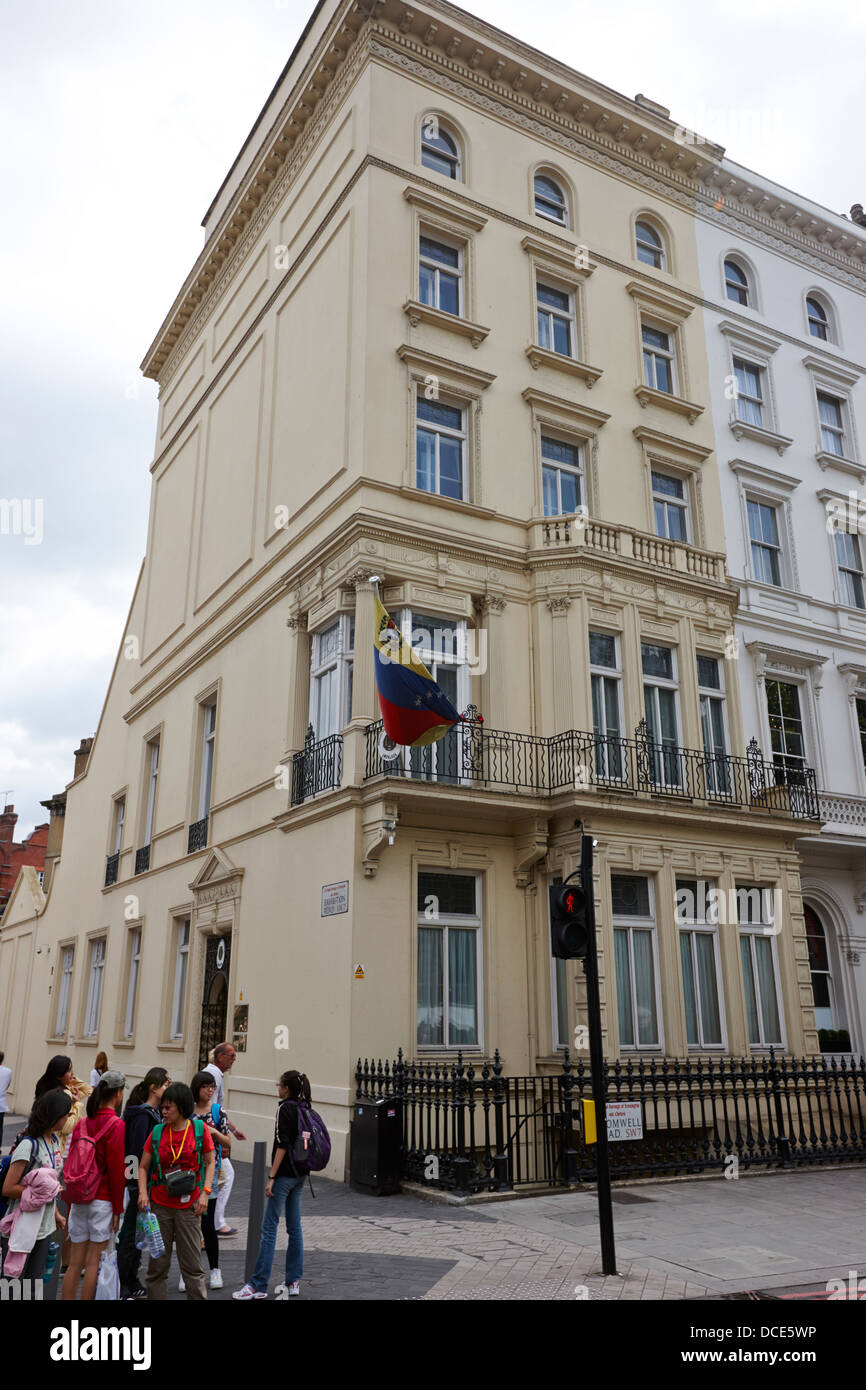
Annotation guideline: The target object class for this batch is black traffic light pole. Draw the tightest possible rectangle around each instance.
[580,833,617,1276]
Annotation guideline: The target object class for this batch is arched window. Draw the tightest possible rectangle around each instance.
[806,295,829,341]
[420,118,461,180]
[804,905,837,1034]
[635,220,665,270]
[724,259,750,306]
[534,173,569,226]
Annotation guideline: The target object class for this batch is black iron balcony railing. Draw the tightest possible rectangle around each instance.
[187,817,209,854]
[363,709,819,820]
[104,853,119,887]
[134,844,151,875]
[291,724,344,806]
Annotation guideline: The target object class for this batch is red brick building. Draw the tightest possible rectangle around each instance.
[0,806,48,915]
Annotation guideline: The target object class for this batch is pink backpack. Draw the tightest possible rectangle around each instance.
[63,1115,115,1204]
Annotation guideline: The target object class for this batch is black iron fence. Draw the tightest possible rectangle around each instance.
[355,1048,866,1192]
[291,724,343,805]
[187,817,209,853]
[104,852,119,887]
[134,844,150,875]
[363,712,819,820]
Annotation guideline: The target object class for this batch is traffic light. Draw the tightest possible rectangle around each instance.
[549,876,590,959]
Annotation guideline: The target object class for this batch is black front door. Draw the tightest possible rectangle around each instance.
[198,934,230,1070]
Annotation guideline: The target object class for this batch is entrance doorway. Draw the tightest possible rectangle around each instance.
[198,934,230,1069]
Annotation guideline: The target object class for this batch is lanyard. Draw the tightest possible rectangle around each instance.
[167,1121,190,1165]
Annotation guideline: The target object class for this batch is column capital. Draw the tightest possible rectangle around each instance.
[546,595,572,615]
[286,612,307,632]
[477,592,507,615]
[347,567,381,590]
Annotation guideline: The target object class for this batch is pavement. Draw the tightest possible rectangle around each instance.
[7,1112,865,1301]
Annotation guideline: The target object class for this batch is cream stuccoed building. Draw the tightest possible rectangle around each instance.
[694,160,866,1055]
[0,0,831,1176]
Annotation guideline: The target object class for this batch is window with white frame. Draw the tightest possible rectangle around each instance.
[675,879,724,1047]
[611,875,660,1047]
[419,233,463,316]
[198,701,217,821]
[400,610,470,783]
[747,498,782,585]
[170,919,191,1040]
[589,632,624,780]
[738,885,783,1047]
[835,530,865,608]
[417,871,481,1047]
[143,737,160,848]
[652,471,689,541]
[124,926,142,1039]
[635,221,665,269]
[733,357,764,427]
[83,937,106,1037]
[724,259,750,306]
[765,679,806,781]
[420,118,461,179]
[534,173,568,225]
[55,945,74,1035]
[817,391,846,457]
[416,394,466,501]
[309,615,354,739]
[806,296,830,341]
[697,655,730,795]
[112,796,125,855]
[857,697,866,772]
[542,435,583,516]
[641,643,681,786]
[641,323,675,394]
[536,280,576,357]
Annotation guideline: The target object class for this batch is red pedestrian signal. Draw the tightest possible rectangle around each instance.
[549,878,590,959]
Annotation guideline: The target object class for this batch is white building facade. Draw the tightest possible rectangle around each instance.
[695,160,866,1055]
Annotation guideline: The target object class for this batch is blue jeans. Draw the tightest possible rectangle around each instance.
[250,1175,304,1292]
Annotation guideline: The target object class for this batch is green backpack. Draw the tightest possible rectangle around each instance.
[149,1117,206,1197]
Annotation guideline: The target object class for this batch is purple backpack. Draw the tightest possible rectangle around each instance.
[286,1100,331,1174]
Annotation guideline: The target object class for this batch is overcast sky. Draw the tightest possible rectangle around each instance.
[1,0,862,838]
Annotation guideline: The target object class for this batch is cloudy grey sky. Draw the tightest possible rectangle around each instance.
[1,0,861,837]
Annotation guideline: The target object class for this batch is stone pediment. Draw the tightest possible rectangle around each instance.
[188,847,243,904]
[0,865,46,929]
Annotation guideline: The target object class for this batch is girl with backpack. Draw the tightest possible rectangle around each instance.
[233,1070,319,1300]
[0,1088,72,1281]
[118,1067,170,1300]
[89,1051,109,1088]
[137,1081,215,1300]
[190,1071,232,1290]
[33,1054,92,1275]
[61,1071,127,1301]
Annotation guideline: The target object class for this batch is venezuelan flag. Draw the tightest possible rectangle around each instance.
[373,593,462,747]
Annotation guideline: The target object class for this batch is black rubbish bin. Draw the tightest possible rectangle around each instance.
[350,1096,402,1195]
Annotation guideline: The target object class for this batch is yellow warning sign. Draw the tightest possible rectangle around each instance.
[354,964,365,979]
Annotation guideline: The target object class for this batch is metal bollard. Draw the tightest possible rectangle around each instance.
[244,1141,267,1285]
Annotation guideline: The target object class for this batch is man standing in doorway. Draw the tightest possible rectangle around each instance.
[204,1042,246,1236]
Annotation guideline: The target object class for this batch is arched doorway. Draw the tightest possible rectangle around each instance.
[804,904,839,1039]
[198,934,230,1069]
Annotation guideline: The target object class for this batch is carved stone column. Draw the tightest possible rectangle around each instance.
[284,611,310,759]
[344,569,380,786]
[476,593,506,727]
[546,595,574,733]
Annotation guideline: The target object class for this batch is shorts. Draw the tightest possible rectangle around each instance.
[67,1197,115,1244]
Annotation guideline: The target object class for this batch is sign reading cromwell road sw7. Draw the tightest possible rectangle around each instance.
[606,1101,644,1143]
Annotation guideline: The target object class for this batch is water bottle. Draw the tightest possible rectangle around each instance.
[43,1242,60,1282]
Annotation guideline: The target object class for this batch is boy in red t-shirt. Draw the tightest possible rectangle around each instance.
[138,1082,215,1300]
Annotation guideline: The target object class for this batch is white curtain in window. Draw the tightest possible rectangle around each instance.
[448,928,477,1045]
[417,927,443,1045]
[754,936,781,1043]
[695,934,722,1044]
[681,934,699,1046]
[614,929,633,1046]
[632,929,658,1045]
[740,937,760,1044]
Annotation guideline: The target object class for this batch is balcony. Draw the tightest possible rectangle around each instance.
[816,793,866,833]
[187,817,209,854]
[291,725,343,806]
[363,712,819,821]
[104,853,119,887]
[530,515,728,584]
[134,844,151,875]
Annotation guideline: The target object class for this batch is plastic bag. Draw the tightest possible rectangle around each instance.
[95,1251,120,1301]
[137,1206,165,1258]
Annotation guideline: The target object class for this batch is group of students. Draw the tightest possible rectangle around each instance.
[0,1046,312,1300]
